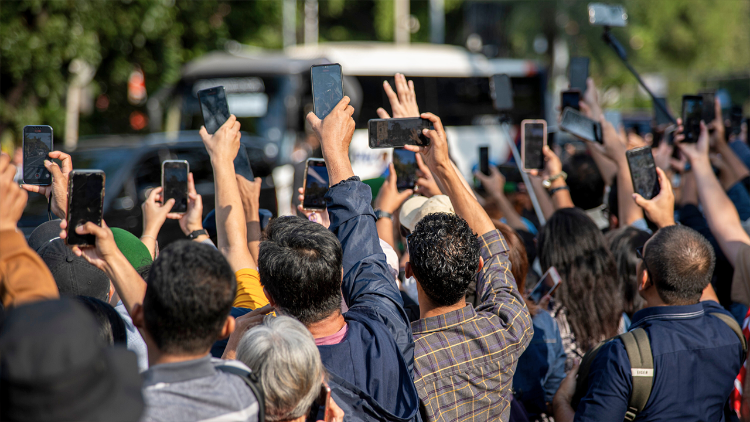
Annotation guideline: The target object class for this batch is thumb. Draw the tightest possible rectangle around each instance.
[632,193,648,208]
[44,160,63,179]
[398,189,414,202]
[306,111,322,131]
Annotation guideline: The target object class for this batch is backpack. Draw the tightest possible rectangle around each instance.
[573,312,747,422]
[217,363,266,422]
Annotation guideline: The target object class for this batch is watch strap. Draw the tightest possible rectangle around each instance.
[187,229,207,240]
[374,209,393,220]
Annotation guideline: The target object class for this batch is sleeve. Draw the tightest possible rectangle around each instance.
[574,339,632,422]
[475,229,533,355]
[732,243,750,308]
[0,230,59,307]
[325,177,414,366]
[233,268,269,309]
[726,182,750,222]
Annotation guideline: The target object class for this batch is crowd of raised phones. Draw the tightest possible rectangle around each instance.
[3,70,750,422]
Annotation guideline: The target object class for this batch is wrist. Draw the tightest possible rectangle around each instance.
[142,226,161,238]
[184,224,203,235]
[0,223,18,233]
[657,219,676,229]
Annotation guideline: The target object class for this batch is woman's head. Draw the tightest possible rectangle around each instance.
[236,316,324,422]
[605,227,651,317]
[538,208,622,351]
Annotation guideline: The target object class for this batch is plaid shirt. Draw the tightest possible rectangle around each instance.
[411,229,533,422]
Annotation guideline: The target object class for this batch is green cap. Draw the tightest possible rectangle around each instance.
[111,228,153,270]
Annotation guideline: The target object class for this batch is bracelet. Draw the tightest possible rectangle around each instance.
[187,229,208,240]
[374,209,393,221]
[549,186,570,196]
[140,235,157,241]
[543,171,568,189]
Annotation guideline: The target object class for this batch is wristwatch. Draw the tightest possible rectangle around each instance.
[187,229,207,240]
[543,171,568,189]
[374,209,393,221]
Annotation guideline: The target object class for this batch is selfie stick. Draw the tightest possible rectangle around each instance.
[601,27,677,125]
[499,120,546,226]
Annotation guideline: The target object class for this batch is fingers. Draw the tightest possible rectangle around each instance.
[199,126,209,140]
[221,114,237,131]
[306,111,322,132]
[43,159,64,180]
[344,105,355,118]
[632,193,647,208]
[147,186,162,202]
[187,173,197,195]
[21,184,43,193]
[395,73,409,98]
[75,221,107,238]
[387,163,397,185]
[655,167,672,192]
[714,97,722,122]
[403,145,426,154]
[420,112,444,134]
[376,107,391,119]
[0,153,10,173]
[163,198,175,212]
[383,80,399,104]
[397,188,414,200]
[333,96,352,112]
[246,303,274,317]
[415,153,429,172]
[48,151,73,174]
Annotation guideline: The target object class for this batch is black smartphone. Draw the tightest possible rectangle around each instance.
[569,57,589,93]
[522,120,547,171]
[731,105,743,136]
[490,74,514,111]
[234,146,254,181]
[65,170,105,247]
[393,148,418,191]
[22,125,53,186]
[368,118,432,149]
[311,64,344,120]
[479,146,490,176]
[701,92,716,123]
[653,97,672,127]
[561,90,581,112]
[198,86,230,135]
[626,146,660,200]
[303,158,329,210]
[560,108,603,144]
[162,160,189,214]
[681,95,703,143]
[498,164,524,184]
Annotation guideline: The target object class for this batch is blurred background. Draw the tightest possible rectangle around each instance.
[3,0,750,240]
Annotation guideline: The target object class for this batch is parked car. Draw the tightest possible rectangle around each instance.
[19,132,277,246]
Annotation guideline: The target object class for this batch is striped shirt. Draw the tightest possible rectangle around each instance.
[411,229,533,422]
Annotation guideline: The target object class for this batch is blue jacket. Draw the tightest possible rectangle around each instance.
[321,177,420,422]
[575,301,744,422]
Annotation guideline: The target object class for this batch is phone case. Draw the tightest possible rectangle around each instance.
[162,160,189,214]
[65,170,105,247]
[22,125,53,186]
[302,159,327,211]
[520,119,547,171]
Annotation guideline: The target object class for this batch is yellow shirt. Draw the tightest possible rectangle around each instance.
[233,268,269,309]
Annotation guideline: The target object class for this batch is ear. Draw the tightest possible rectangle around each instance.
[638,267,650,292]
[263,286,276,308]
[477,256,484,273]
[405,261,414,279]
[131,303,146,330]
[218,315,236,340]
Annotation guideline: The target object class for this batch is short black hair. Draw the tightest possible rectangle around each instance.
[408,213,480,307]
[259,216,343,325]
[645,225,715,305]
[144,241,236,355]
[564,153,606,210]
[74,296,127,346]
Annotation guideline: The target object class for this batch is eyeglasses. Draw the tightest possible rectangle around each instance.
[636,246,650,276]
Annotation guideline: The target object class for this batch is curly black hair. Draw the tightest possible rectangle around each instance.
[408,213,480,307]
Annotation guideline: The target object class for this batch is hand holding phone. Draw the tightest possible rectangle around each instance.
[65,170,105,246]
[681,95,703,143]
[479,146,490,176]
[529,267,562,304]
[368,118,432,149]
[560,108,602,144]
[303,159,329,211]
[626,146,660,200]
[162,160,189,214]
[23,125,53,186]
[521,120,547,171]
[311,64,344,120]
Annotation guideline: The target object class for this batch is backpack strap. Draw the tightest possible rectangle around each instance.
[217,364,266,422]
[620,328,653,422]
[710,312,748,357]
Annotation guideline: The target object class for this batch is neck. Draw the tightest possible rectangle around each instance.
[306,311,346,339]
[147,343,210,366]
[419,294,467,320]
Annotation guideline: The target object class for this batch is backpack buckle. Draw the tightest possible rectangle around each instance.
[624,408,637,421]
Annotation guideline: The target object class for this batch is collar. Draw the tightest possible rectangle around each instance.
[629,303,704,330]
[411,304,476,335]
[142,354,215,387]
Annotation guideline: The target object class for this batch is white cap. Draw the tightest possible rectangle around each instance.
[399,195,455,232]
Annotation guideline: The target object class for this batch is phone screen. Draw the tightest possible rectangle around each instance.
[303,159,329,210]
[529,267,561,303]
[626,146,660,200]
[561,90,581,112]
[311,64,343,120]
[198,86,230,135]
[569,57,589,93]
[66,170,105,246]
[682,95,703,143]
[560,108,602,144]
[23,125,53,186]
[490,74,514,111]
[479,147,490,176]
[653,97,672,127]
[522,121,546,171]
[234,146,254,181]
[701,92,716,123]
[368,118,432,148]
[393,149,418,191]
[162,161,189,213]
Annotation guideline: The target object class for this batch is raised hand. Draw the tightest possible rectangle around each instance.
[474,165,506,196]
[632,167,676,229]
[167,173,205,237]
[375,163,414,213]
[414,153,442,197]
[405,112,451,173]
[676,120,710,168]
[297,187,330,228]
[0,153,28,232]
[529,145,563,180]
[22,150,73,218]
[60,219,119,272]
[221,304,275,360]
[306,96,357,185]
[141,187,175,240]
[377,73,420,119]
[200,115,241,165]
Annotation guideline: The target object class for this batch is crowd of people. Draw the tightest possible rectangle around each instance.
[2,68,750,422]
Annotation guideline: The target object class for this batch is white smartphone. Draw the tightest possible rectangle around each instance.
[529,266,562,303]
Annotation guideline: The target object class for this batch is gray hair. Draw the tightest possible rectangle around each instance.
[236,316,324,421]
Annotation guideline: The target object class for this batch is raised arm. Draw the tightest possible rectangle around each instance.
[373,163,413,251]
[530,146,574,210]
[199,115,256,272]
[235,174,263,264]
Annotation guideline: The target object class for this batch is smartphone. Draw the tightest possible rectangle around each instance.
[162,160,189,214]
[700,91,716,123]
[561,90,581,112]
[498,164,524,184]
[479,146,490,176]
[569,57,589,93]
[626,146,660,201]
[198,86,230,135]
[392,148,418,191]
[560,108,603,144]
[311,64,344,120]
[653,97,672,127]
[521,120,547,171]
[368,118,432,149]
[303,159,329,211]
[529,267,562,304]
[314,383,332,422]
[681,95,703,143]
[22,125,53,186]
[490,74,514,111]
[588,3,627,27]
[234,146,254,181]
[731,105,743,136]
[65,170,105,247]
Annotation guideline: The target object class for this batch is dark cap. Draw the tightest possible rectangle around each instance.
[38,238,111,302]
[28,219,64,252]
[0,299,144,421]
